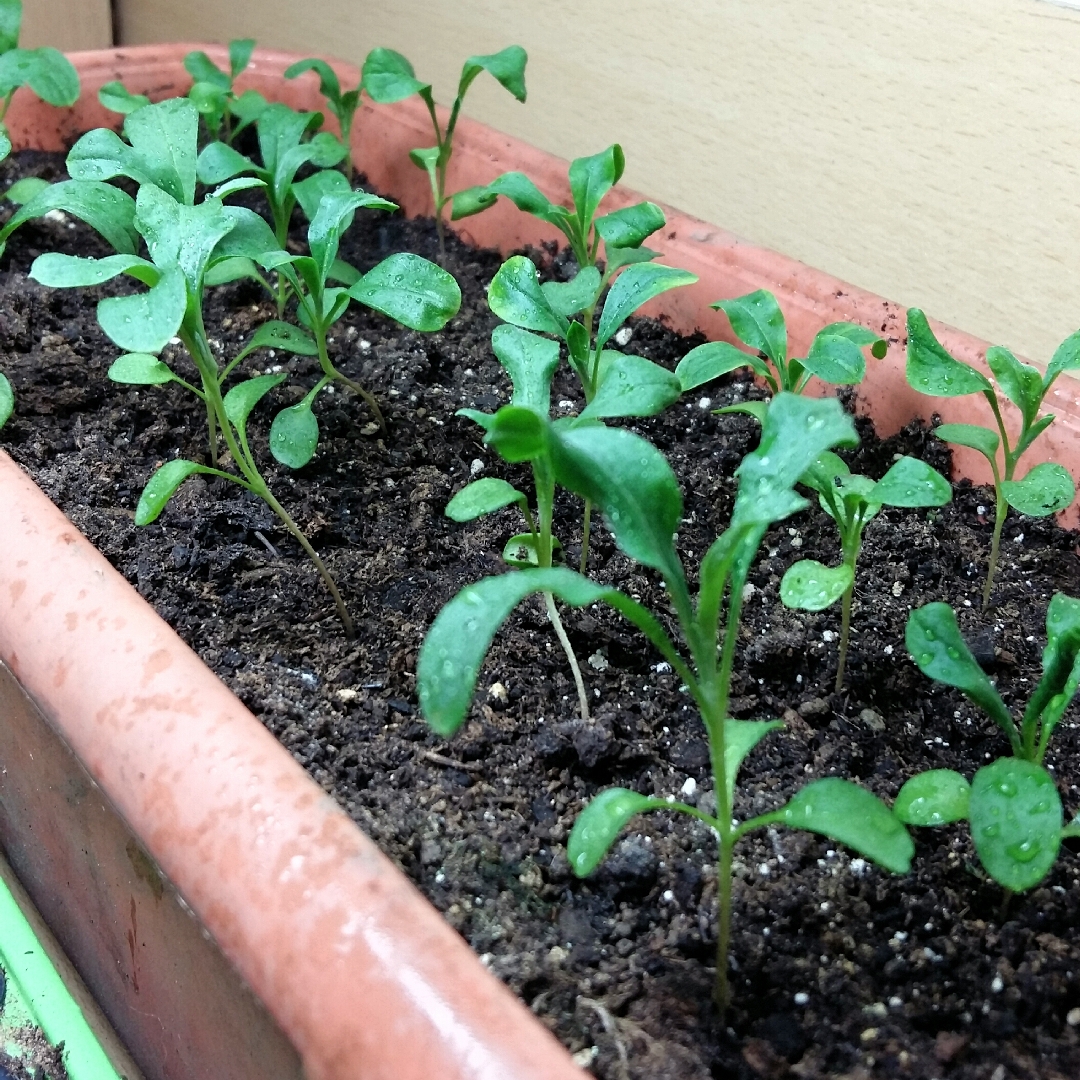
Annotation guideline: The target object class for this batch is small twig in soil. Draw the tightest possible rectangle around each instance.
[254,530,279,558]
[420,749,483,773]
[578,997,631,1080]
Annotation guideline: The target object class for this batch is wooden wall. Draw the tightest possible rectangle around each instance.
[23,0,112,51]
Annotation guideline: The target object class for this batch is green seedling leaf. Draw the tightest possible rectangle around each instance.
[780,560,852,612]
[446,477,525,522]
[0,0,19,54]
[579,352,682,420]
[270,400,319,468]
[459,45,527,102]
[715,400,769,424]
[28,251,156,288]
[188,81,227,129]
[905,309,992,396]
[214,204,278,262]
[969,758,1061,891]
[491,324,560,411]
[1045,329,1080,385]
[3,176,48,204]
[596,263,697,351]
[308,190,397,280]
[98,264,187,353]
[933,422,999,459]
[568,788,668,877]
[211,177,266,200]
[1026,593,1080,744]
[0,179,140,254]
[894,770,971,826]
[245,320,318,357]
[361,48,430,103]
[595,201,665,249]
[987,345,1043,424]
[540,266,601,319]
[1002,462,1075,517]
[488,255,568,337]
[676,341,765,391]
[449,184,498,220]
[98,80,149,115]
[203,255,262,287]
[195,140,253,185]
[713,290,786,366]
[0,371,12,428]
[569,145,624,233]
[284,58,342,101]
[604,245,659,273]
[484,405,549,463]
[484,171,571,229]
[108,353,177,386]
[905,603,1017,745]
[502,532,561,567]
[184,49,229,90]
[350,252,461,331]
[136,459,211,525]
[228,38,256,79]
[781,778,914,873]
[223,372,287,431]
[802,322,885,385]
[0,47,79,106]
[231,89,268,131]
[0,129,10,164]
[724,720,782,804]
[871,456,952,508]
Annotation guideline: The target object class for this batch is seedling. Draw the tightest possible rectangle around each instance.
[781,453,951,690]
[906,310,1079,608]
[285,58,362,179]
[28,98,355,632]
[0,371,12,428]
[0,0,79,161]
[361,45,527,257]
[487,253,694,569]
[256,190,460,462]
[418,393,913,1012]
[184,38,267,144]
[676,289,887,417]
[97,80,150,115]
[895,597,1080,892]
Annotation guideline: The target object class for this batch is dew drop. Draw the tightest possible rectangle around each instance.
[1006,839,1040,863]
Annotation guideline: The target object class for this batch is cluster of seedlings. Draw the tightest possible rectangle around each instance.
[6,15,1080,1020]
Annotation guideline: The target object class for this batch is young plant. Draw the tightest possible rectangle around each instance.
[781,453,952,691]
[418,393,913,1013]
[97,80,150,116]
[284,58,362,179]
[361,45,527,257]
[906,309,1079,608]
[0,0,79,160]
[676,289,887,416]
[256,190,460,461]
[895,597,1080,893]
[487,253,694,570]
[184,38,267,144]
[28,98,355,633]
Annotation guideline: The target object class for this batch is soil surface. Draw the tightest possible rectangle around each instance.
[4,148,1080,1079]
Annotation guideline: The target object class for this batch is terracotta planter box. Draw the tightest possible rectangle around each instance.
[1,43,1077,1080]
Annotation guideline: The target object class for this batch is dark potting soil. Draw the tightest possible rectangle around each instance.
[4,148,1080,1080]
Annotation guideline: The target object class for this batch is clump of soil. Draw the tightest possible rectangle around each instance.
[4,147,1080,1079]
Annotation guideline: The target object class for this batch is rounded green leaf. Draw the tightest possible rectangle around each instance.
[445,477,524,522]
[580,352,682,420]
[905,309,991,397]
[802,322,883,385]
[487,255,567,337]
[780,559,852,612]
[3,177,49,204]
[491,324,560,411]
[502,531,561,567]
[933,422,999,459]
[871,456,952,508]
[540,266,601,319]
[712,290,786,365]
[596,263,697,351]
[894,769,971,826]
[196,140,254,186]
[450,184,498,220]
[223,372,287,432]
[595,201,665,249]
[98,265,187,354]
[459,45,527,103]
[98,80,150,115]
[270,401,319,469]
[29,251,154,288]
[247,320,318,357]
[1003,462,1075,517]
[350,252,461,331]
[970,758,1061,892]
[0,371,13,429]
[676,340,758,391]
[568,789,666,878]
[781,778,914,873]
[135,459,208,525]
[0,47,79,106]
[484,405,547,463]
[361,48,429,103]
[108,353,176,386]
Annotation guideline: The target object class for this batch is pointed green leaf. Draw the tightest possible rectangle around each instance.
[894,769,971,826]
[97,265,187,354]
[307,189,397,281]
[98,80,150,115]
[214,204,279,262]
[724,720,782,804]
[1003,463,1074,517]
[350,252,460,331]
[568,788,670,877]
[108,353,177,385]
[802,322,884,386]
[483,171,570,230]
[799,450,849,497]
[1045,329,1080,385]
[29,251,156,288]
[1,179,139,254]
[933,422,999,459]
[458,45,527,103]
[970,758,1061,892]
[0,371,12,428]
[987,345,1043,423]
[491,324,560,411]
[4,177,48,204]
[0,48,79,106]
[361,48,429,103]
[871,456,952,508]
[595,201,665,249]
[223,372,287,433]
[596,263,696,351]
[487,254,568,336]
[183,49,230,90]
[228,38,256,79]
[136,459,211,525]
[568,145,623,232]
[1025,593,1080,743]
[676,340,759,391]
[781,778,913,873]
[135,183,237,287]
[780,560,852,612]
[270,400,320,468]
[196,140,255,186]
[905,309,991,397]
[715,400,769,424]
[712,290,786,366]
[540,266,601,318]
[284,58,343,103]
[446,477,525,522]
[246,320,318,358]
[580,352,681,420]
[449,184,498,220]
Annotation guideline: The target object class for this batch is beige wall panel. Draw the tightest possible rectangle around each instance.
[22,0,112,50]
[116,0,1080,360]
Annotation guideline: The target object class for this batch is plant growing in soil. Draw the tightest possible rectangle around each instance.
[905,309,1078,608]
[27,97,356,632]
[676,289,887,416]
[285,57,362,179]
[781,452,951,690]
[184,38,267,144]
[256,190,460,460]
[487,252,693,570]
[361,45,527,257]
[0,0,79,160]
[418,392,914,1012]
[895,597,1080,892]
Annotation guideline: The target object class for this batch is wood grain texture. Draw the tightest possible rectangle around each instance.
[114,0,1080,359]
[22,0,112,50]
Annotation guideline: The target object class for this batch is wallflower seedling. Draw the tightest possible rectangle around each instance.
[361,45,527,258]
[418,394,913,1013]
[184,38,267,144]
[896,597,1080,892]
[781,452,951,690]
[285,57,363,179]
[905,309,1079,607]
